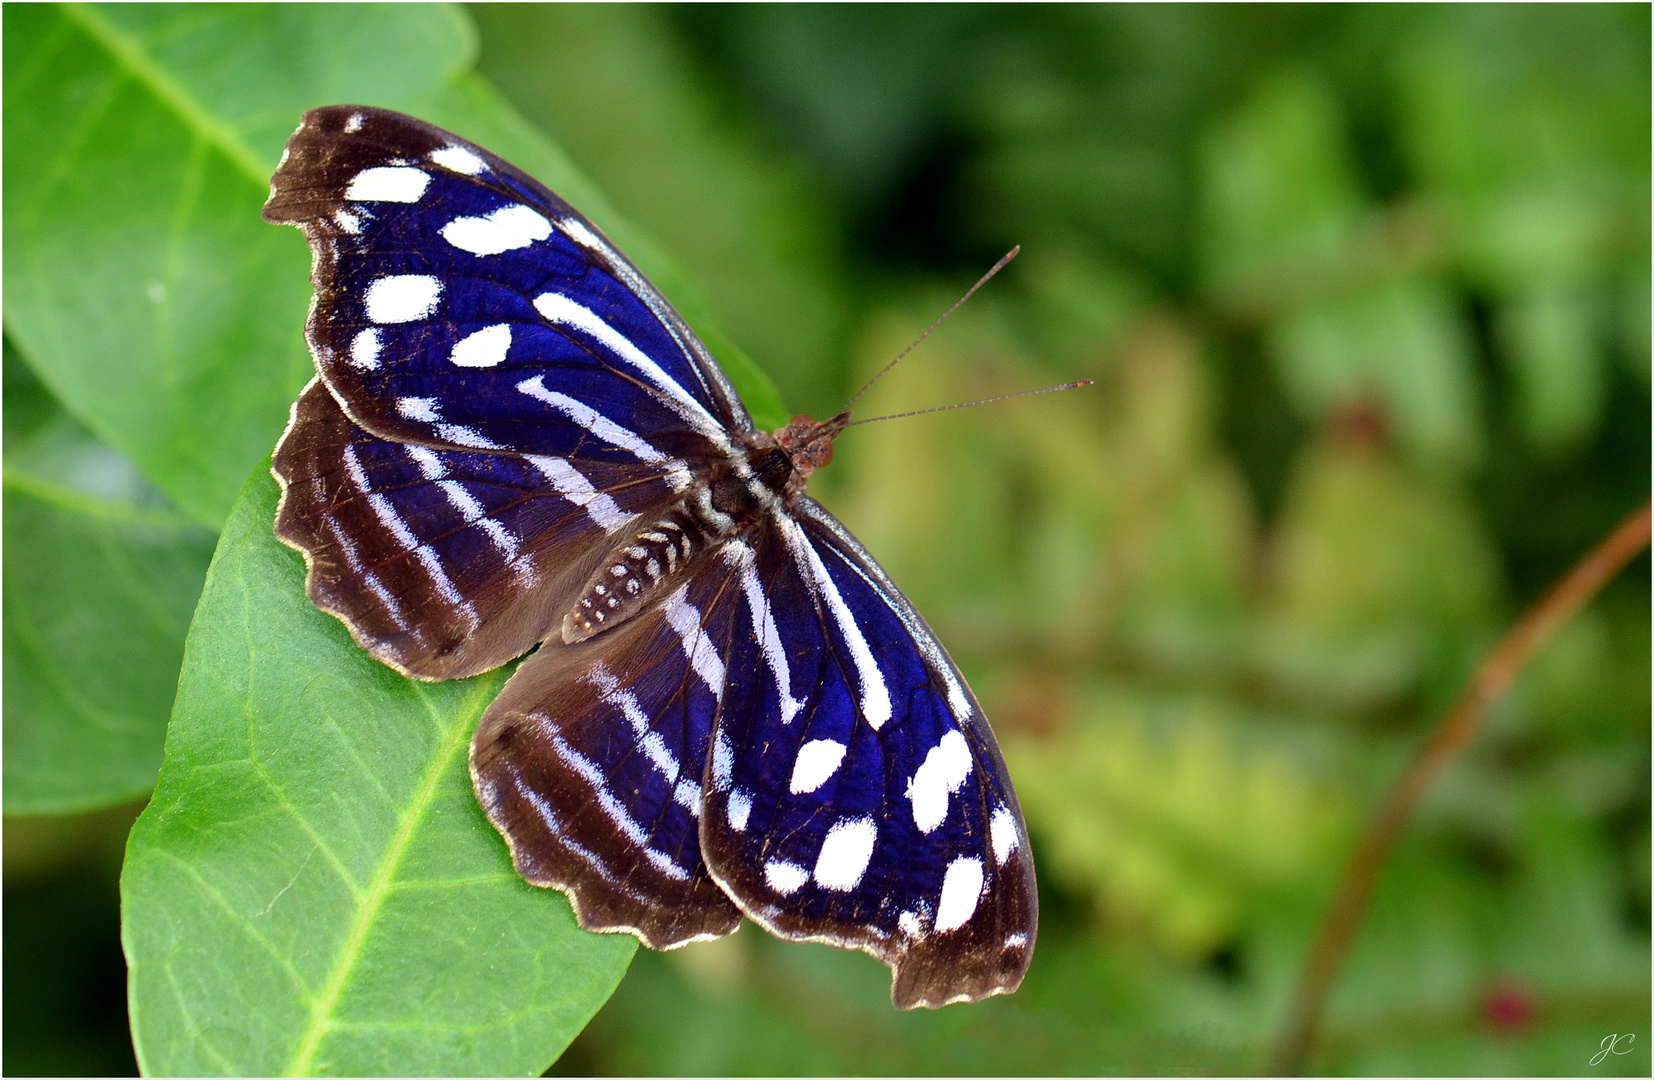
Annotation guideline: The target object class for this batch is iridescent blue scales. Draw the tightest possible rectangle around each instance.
[265,106,1036,1008]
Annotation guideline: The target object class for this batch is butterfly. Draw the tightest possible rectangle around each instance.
[263,106,1036,1009]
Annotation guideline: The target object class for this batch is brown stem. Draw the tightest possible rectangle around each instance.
[1269,499,1651,1076]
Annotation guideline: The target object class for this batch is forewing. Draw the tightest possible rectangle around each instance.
[263,105,749,467]
[274,379,680,680]
[469,548,746,947]
[700,502,1038,1009]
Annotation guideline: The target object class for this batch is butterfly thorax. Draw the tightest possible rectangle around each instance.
[561,412,847,645]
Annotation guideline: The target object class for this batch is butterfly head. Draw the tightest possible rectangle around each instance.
[773,410,852,488]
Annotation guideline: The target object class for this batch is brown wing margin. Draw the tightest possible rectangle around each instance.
[274,381,666,680]
[469,556,747,947]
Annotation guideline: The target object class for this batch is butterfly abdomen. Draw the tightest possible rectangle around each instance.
[563,513,702,643]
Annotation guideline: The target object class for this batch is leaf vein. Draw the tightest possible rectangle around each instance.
[159,955,239,1076]
[247,757,363,902]
[282,671,502,1076]
[15,57,127,231]
[59,2,269,181]
[153,848,313,998]
[3,465,203,528]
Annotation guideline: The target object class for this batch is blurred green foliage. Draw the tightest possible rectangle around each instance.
[476,4,1649,1074]
[4,2,1648,1076]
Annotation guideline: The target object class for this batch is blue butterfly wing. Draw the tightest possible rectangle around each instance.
[274,379,678,679]
[264,106,748,468]
[469,539,745,946]
[700,501,1038,1008]
[267,106,1039,1005]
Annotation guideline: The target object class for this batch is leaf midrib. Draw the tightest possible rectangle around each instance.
[282,672,501,1077]
[3,465,203,529]
[60,2,269,182]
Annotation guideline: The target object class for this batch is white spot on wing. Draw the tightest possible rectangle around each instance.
[430,144,486,175]
[549,733,689,881]
[510,771,648,902]
[764,859,808,895]
[437,480,519,561]
[442,204,553,256]
[586,666,683,788]
[726,788,752,831]
[349,327,381,370]
[933,856,985,933]
[712,732,734,788]
[812,816,876,891]
[321,510,408,632]
[991,807,1019,864]
[405,445,445,480]
[524,456,629,533]
[450,324,512,367]
[343,113,363,133]
[346,165,429,202]
[343,444,476,628]
[725,542,805,724]
[333,208,362,234]
[789,739,847,795]
[397,396,439,422]
[556,214,738,423]
[898,910,927,938]
[906,731,973,834]
[557,216,618,260]
[797,501,973,722]
[435,425,500,450]
[364,274,441,323]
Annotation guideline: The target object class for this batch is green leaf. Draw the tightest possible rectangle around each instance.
[2,3,381,526]
[4,3,786,532]
[1257,435,1501,707]
[121,467,634,1076]
[3,350,215,814]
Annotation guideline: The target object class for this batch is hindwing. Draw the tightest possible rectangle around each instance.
[274,380,679,679]
[700,503,1037,1008]
[469,544,746,946]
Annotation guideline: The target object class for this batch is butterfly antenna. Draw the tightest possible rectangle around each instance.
[845,379,1093,427]
[843,246,1021,410]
